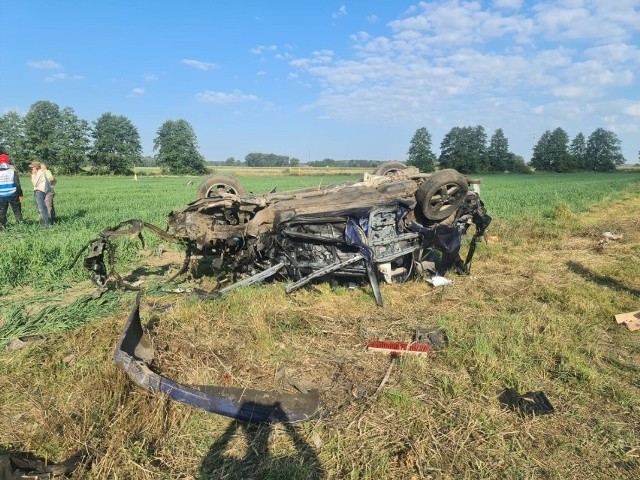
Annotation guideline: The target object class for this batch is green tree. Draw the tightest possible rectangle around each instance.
[225,157,236,165]
[89,113,141,175]
[54,107,90,174]
[154,119,207,174]
[290,157,300,166]
[24,100,61,167]
[548,127,571,172]
[530,128,570,172]
[569,133,587,171]
[407,127,436,172]
[487,128,510,172]
[439,125,488,173]
[0,111,28,171]
[505,153,531,173]
[585,128,625,172]
[530,130,552,171]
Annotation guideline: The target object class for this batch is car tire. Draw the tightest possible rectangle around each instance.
[196,174,246,199]
[416,169,468,221]
[373,161,407,176]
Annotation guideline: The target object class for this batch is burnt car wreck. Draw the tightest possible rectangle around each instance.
[76,162,491,423]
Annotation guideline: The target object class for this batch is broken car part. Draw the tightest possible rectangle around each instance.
[77,164,491,305]
[114,294,323,423]
[498,388,555,416]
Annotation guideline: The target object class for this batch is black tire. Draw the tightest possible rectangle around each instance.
[373,161,407,176]
[415,169,468,221]
[196,174,246,199]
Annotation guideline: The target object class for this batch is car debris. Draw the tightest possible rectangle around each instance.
[614,310,640,331]
[414,327,448,348]
[75,163,491,306]
[114,294,324,423]
[498,388,554,416]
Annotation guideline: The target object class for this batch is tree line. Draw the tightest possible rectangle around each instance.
[0,100,208,175]
[407,125,626,174]
[0,100,628,176]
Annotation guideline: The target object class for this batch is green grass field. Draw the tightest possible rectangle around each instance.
[1,170,639,479]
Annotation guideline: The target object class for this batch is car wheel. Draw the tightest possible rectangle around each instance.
[416,169,468,221]
[373,161,407,176]
[196,174,246,199]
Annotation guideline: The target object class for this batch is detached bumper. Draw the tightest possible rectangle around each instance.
[113,295,323,423]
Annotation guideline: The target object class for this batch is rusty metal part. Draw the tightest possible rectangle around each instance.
[114,294,324,423]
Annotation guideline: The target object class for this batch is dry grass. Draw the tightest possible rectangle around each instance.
[1,193,639,479]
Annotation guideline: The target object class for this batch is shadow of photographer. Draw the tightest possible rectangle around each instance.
[198,401,325,480]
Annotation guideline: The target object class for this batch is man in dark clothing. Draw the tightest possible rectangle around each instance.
[0,153,23,230]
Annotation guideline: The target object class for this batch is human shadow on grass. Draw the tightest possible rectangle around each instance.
[198,402,325,480]
[566,261,640,297]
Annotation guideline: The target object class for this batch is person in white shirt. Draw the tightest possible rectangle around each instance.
[29,161,51,227]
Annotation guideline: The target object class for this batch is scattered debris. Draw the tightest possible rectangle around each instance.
[615,310,640,332]
[603,231,623,240]
[427,276,453,287]
[595,231,623,252]
[414,327,448,348]
[498,388,554,416]
[0,449,88,479]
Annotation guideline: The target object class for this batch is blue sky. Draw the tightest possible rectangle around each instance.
[1,0,639,163]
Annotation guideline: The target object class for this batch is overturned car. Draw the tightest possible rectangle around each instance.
[81,162,491,306]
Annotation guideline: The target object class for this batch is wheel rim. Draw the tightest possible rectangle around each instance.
[428,183,462,214]
[205,183,240,197]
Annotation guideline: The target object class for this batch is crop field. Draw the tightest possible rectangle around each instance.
[1,170,639,479]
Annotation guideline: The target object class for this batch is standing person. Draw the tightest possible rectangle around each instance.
[29,161,51,227]
[40,162,56,222]
[0,153,23,230]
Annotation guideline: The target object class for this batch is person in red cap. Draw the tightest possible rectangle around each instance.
[0,153,24,230]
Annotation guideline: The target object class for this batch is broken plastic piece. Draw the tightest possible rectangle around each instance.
[614,310,640,332]
[498,388,554,416]
[113,294,324,423]
[427,276,453,287]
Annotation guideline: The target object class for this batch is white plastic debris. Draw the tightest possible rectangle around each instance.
[428,276,453,287]
[603,231,623,240]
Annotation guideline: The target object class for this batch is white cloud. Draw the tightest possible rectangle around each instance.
[181,59,217,71]
[283,0,639,159]
[129,87,144,96]
[27,59,62,69]
[332,5,347,20]
[250,45,277,55]
[625,103,640,117]
[143,74,158,81]
[367,15,379,23]
[493,0,522,9]
[195,90,259,104]
[44,73,84,82]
